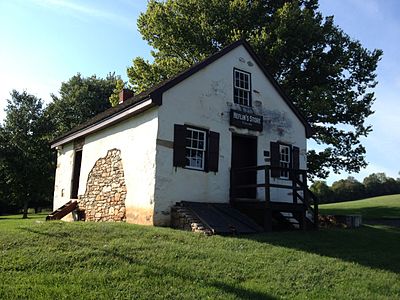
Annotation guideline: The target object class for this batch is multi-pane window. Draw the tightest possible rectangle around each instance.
[279,145,290,179]
[234,69,251,106]
[185,127,206,170]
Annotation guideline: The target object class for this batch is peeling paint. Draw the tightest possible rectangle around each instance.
[262,109,293,137]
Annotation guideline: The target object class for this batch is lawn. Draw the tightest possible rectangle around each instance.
[0,213,399,299]
[319,194,400,219]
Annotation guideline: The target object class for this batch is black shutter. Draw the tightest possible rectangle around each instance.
[292,146,300,170]
[207,131,220,172]
[270,142,280,178]
[173,124,186,167]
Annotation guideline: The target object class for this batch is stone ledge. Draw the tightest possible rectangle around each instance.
[171,205,213,235]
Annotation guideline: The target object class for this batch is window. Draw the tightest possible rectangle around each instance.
[234,69,251,106]
[173,124,220,172]
[185,127,206,170]
[270,142,300,179]
[279,145,290,179]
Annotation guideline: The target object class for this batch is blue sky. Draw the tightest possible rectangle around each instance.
[0,0,399,184]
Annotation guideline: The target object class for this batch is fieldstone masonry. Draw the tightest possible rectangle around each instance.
[171,205,213,235]
[78,149,126,222]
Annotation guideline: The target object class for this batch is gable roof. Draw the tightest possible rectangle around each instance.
[51,40,312,148]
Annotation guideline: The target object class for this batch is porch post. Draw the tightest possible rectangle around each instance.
[264,166,272,231]
[292,168,297,204]
[229,168,234,203]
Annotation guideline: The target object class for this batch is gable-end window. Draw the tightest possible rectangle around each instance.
[173,124,220,172]
[279,145,290,179]
[234,69,251,106]
[185,127,206,170]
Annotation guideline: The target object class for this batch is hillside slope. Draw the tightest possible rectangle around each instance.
[320,194,400,219]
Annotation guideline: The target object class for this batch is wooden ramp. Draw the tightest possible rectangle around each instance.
[180,201,263,234]
[46,200,77,221]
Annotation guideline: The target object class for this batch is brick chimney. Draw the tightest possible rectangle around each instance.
[119,89,134,104]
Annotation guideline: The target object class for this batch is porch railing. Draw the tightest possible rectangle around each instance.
[230,165,319,230]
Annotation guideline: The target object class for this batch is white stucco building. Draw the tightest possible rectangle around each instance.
[50,40,317,231]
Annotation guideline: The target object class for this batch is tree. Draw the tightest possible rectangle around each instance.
[45,73,120,139]
[363,173,400,197]
[0,91,54,218]
[331,176,365,202]
[127,0,382,178]
[363,173,386,197]
[109,78,126,107]
[310,180,334,203]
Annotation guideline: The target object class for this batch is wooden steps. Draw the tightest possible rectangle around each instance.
[232,199,316,231]
[46,200,78,221]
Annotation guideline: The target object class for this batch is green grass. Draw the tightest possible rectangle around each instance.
[1,214,400,299]
[320,194,400,219]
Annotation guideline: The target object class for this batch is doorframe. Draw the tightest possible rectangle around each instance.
[230,133,258,166]
[70,148,83,199]
[230,133,258,200]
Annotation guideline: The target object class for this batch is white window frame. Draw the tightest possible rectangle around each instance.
[185,127,207,170]
[234,69,251,106]
[279,145,290,179]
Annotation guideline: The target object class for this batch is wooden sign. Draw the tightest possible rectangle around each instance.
[230,109,263,131]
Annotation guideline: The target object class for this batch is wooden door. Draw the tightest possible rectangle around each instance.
[231,135,257,199]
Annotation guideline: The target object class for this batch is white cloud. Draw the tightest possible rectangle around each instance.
[28,0,136,28]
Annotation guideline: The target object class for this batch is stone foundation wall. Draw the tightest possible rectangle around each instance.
[171,205,212,235]
[78,149,127,222]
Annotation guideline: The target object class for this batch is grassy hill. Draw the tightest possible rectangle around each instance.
[320,194,400,219]
[1,213,400,299]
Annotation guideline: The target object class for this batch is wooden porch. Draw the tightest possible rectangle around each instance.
[230,165,319,231]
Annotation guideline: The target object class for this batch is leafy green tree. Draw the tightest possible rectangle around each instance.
[127,0,382,178]
[109,78,126,107]
[331,176,365,202]
[363,173,386,197]
[0,91,54,218]
[363,173,400,197]
[45,73,120,139]
[310,180,334,203]
[382,177,400,195]
[0,125,17,214]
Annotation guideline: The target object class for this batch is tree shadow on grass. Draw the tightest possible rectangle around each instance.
[239,225,400,274]
[22,226,277,300]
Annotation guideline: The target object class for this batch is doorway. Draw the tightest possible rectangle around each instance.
[70,149,82,199]
[231,134,257,199]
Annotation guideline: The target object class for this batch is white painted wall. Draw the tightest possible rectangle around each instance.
[53,143,74,210]
[154,45,307,224]
[53,108,159,224]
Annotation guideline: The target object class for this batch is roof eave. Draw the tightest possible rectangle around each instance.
[51,97,156,149]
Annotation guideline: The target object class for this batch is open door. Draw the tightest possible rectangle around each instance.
[70,149,82,199]
[231,134,257,199]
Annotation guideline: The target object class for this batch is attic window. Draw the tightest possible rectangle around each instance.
[234,69,251,106]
